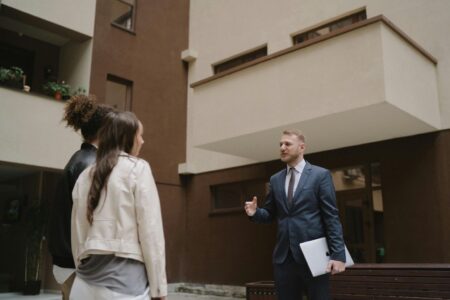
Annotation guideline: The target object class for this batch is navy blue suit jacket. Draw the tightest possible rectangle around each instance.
[252,161,345,264]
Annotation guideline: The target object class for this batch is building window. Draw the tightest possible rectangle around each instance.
[111,0,136,32]
[331,162,385,264]
[210,179,268,214]
[105,74,132,111]
[292,10,366,45]
[213,46,267,74]
[331,165,366,192]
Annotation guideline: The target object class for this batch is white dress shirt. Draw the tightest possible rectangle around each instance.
[285,159,306,197]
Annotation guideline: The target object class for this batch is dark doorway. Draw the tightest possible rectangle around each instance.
[0,42,35,87]
[336,189,374,263]
[331,163,385,264]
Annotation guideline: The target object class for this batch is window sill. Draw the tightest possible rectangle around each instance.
[111,23,136,35]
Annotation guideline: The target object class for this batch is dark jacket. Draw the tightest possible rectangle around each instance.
[48,143,96,268]
[252,161,345,264]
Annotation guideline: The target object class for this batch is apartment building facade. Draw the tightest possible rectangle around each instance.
[0,0,449,293]
[0,0,189,291]
[0,0,98,292]
[181,0,450,285]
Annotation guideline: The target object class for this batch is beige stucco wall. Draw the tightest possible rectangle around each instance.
[191,24,386,145]
[381,24,440,129]
[0,88,81,170]
[59,40,93,93]
[185,0,449,173]
[366,0,450,129]
[2,0,96,37]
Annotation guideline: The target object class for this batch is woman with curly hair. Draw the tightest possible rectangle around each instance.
[49,95,114,300]
[70,111,167,300]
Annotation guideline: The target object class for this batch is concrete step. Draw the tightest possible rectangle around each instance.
[0,292,241,300]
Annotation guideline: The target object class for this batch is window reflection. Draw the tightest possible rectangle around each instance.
[213,46,267,74]
[213,182,242,210]
[332,163,385,263]
[293,10,367,45]
[371,162,381,187]
[211,180,267,213]
[331,166,365,191]
[111,0,135,31]
[105,74,133,111]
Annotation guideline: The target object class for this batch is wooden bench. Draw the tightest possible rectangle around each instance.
[246,264,450,300]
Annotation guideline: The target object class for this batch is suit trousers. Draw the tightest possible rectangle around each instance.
[273,251,330,300]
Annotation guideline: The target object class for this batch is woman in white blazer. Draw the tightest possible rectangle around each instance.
[70,111,167,300]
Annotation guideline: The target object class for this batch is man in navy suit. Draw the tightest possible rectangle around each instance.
[245,129,346,300]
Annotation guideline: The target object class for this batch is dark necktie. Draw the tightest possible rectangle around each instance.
[287,167,295,207]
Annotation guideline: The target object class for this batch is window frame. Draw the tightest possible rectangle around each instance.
[292,9,367,45]
[105,73,133,111]
[212,45,268,75]
[110,0,137,34]
[209,179,268,216]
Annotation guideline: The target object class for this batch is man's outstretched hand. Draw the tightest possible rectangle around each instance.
[244,196,258,216]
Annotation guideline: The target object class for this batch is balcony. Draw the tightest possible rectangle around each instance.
[0,87,80,169]
[0,1,94,100]
[185,16,440,173]
[0,1,96,169]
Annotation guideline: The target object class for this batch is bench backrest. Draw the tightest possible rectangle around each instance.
[332,264,450,300]
[246,264,450,300]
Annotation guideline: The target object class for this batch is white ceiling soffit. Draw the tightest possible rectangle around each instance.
[0,15,70,46]
[197,102,439,162]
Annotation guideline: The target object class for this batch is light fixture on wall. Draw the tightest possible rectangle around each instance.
[181,49,198,63]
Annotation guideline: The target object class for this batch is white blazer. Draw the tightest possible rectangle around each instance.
[71,153,167,298]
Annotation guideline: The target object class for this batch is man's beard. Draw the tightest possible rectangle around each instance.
[281,153,299,164]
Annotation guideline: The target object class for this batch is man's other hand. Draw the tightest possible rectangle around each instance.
[244,196,258,216]
[326,260,346,275]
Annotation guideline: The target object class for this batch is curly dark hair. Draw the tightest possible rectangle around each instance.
[63,95,114,142]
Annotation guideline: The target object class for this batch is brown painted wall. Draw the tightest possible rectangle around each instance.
[89,0,189,282]
[435,131,450,262]
[79,0,450,286]
[183,130,450,284]
[308,132,445,263]
[379,135,443,262]
[183,162,281,285]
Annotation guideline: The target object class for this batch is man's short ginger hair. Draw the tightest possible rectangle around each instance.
[282,129,306,143]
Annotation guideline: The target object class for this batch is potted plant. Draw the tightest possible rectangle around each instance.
[0,66,24,89]
[42,81,71,100]
[23,202,47,295]
[72,87,87,96]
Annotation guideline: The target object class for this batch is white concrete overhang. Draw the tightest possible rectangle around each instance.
[0,88,81,170]
[187,16,440,164]
[0,2,93,46]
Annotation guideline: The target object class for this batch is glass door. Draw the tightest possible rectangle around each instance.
[331,163,385,263]
[336,189,374,263]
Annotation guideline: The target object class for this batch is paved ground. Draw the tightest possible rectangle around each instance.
[0,292,241,300]
[169,293,240,300]
[0,294,60,300]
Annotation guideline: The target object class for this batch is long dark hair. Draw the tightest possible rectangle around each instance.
[86,111,140,224]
